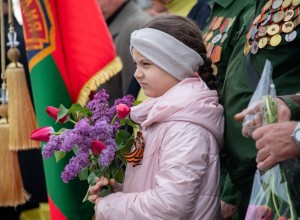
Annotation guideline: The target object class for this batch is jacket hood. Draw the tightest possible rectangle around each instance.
[130,78,224,148]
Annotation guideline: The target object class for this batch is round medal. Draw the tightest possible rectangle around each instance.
[258,37,269,48]
[258,26,269,37]
[284,9,294,21]
[267,24,280,35]
[244,42,251,55]
[282,21,295,33]
[250,40,259,54]
[272,0,283,9]
[212,64,218,76]
[285,30,297,42]
[211,34,222,44]
[262,0,273,12]
[292,0,300,6]
[282,0,292,8]
[270,34,282,46]
[273,11,286,23]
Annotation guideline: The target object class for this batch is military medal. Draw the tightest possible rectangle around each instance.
[211,64,218,76]
[250,40,259,54]
[258,26,269,37]
[212,17,224,31]
[221,33,228,43]
[253,14,262,25]
[210,45,222,63]
[272,0,283,9]
[285,30,297,41]
[206,43,214,58]
[282,21,295,33]
[205,31,214,42]
[284,9,294,21]
[208,17,218,30]
[267,24,280,35]
[258,37,269,48]
[211,34,222,44]
[211,18,229,44]
[262,0,273,12]
[250,26,259,39]
[273,11,286,23]
[261,13,271,26]
[244,42,251,55]
[282,0,292,8]
[292,0,300,6]
[270,34,282,46]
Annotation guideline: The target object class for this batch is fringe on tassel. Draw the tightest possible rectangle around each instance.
[6,62,40,150]
[77,57,123,106]
[0,124,30,207]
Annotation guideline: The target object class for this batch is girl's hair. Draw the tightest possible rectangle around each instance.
[142,15,217,91]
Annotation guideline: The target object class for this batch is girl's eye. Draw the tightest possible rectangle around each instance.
[133,61,137,66]
[143,62,151,66]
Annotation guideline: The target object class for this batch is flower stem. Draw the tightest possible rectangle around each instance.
[68,118,77,124]
[111,114,117,125]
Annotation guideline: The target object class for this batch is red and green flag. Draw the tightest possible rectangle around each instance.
[20,0,122,219]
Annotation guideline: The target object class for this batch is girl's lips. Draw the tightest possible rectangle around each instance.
[139,82,147,87]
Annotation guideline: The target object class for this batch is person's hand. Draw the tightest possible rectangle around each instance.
[88,177,121,207]
[234,98,291,137]
[220,201,237,220]
[252,121,300,171]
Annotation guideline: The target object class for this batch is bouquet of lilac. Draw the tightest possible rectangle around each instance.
[30,89,138,201]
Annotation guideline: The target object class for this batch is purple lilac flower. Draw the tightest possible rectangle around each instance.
[98,138,117,166]
[42,134,64,158]
[94,120,114,140]
[86,89,110,122]
[61,151,90,183]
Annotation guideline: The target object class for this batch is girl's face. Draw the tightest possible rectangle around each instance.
[132,48,180,98]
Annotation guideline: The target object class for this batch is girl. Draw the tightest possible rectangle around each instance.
[88,14,224,220]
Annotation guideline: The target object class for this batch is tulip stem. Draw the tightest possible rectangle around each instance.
[68,118,77,124]
[52,131,62,135]
[111,114,117,125]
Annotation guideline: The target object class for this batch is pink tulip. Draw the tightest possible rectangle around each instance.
[91,140,106,155]
[245,204,273,220]
[46,106,68,123]
[116,104,130,119]
[30,126,54,142]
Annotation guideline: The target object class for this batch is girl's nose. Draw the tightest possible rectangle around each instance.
[134,68,143,79]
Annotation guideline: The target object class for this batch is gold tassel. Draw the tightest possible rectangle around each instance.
[6,47,40,150]
[0,122,30,206]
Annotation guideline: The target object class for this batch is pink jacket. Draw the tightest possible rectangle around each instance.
[96,78,224,220]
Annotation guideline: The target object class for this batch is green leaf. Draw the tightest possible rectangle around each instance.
[54,151,66,163]
[57,104,69,122]
[79,107,92,117]
[68,103,83,114]
[115,130,132,147]
[73,146,79,155]
[87,168,107,185]
[78,167,89,180]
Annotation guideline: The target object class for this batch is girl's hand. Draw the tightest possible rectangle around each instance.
[88,177,122,205]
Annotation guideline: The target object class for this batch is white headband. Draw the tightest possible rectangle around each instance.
[130,28,204,81]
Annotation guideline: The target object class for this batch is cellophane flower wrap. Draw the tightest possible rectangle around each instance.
[244,60,300,220]
[31,89,138,201]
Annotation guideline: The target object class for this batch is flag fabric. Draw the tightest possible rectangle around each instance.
[20,0,122,219]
